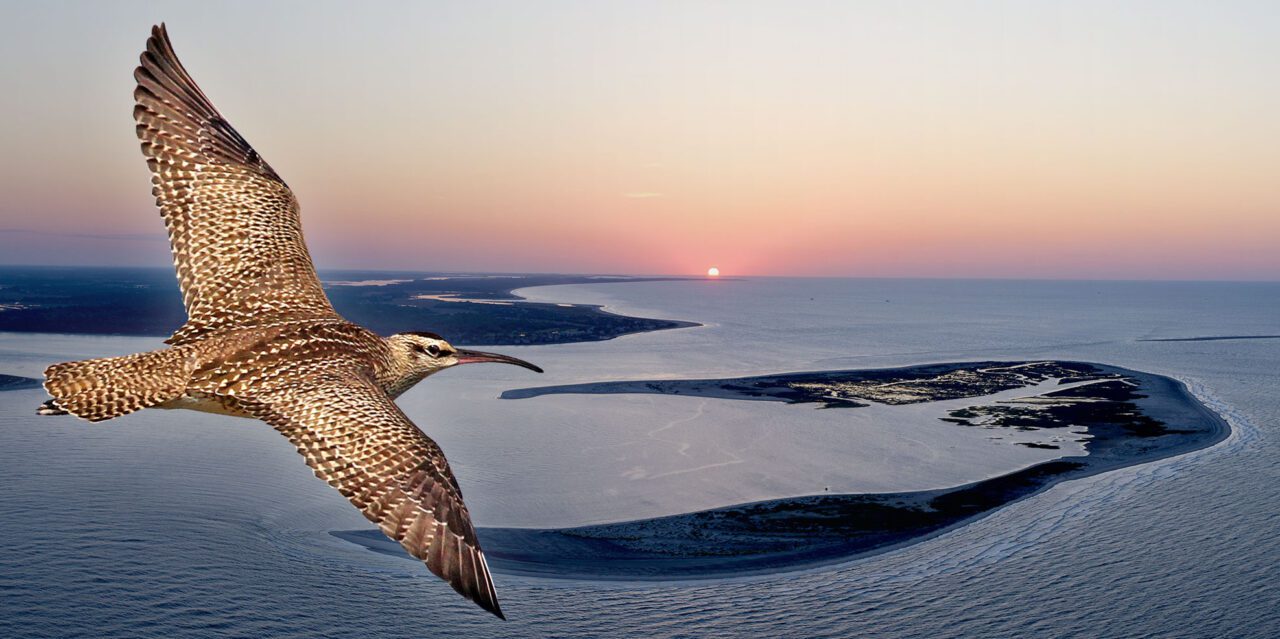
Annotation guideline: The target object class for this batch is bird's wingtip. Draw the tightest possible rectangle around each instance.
[148,23,172,50]
[36,399,68,416]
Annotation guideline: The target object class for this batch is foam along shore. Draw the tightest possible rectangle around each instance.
[336,361,1227,580]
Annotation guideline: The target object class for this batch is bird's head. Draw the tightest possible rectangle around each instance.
[385,332,542,391]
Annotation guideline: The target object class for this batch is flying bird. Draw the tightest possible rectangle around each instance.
[36,24,539,619]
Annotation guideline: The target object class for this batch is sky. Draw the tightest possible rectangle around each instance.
[0,1,1277,279]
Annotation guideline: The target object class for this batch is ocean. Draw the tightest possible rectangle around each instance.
[1,277,1277,638]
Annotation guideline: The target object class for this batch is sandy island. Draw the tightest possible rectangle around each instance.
[336,361,1227,580]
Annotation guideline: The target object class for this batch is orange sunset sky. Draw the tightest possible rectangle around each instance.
[1,1,1277,279]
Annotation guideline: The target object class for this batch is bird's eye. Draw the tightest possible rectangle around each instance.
[426,344,441,357]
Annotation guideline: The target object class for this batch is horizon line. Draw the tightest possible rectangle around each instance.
[0,262,1276,284]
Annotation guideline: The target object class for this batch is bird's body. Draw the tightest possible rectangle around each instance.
[36,25,539,619]
[79,321,389,419]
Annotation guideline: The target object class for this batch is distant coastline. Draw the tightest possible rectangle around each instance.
[0,266,700,346]
[337,361,1228,580]
[0,374,40,391]
[1138,335,1280,342]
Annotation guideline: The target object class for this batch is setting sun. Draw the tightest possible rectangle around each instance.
[707,267,720,277]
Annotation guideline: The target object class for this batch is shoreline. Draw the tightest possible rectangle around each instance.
[336,362,1229,581]
[1138,334,1280,342]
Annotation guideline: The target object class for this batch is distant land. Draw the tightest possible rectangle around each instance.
[0,374,40,391]
[1138,335,1280,342]
[0,266,697,345]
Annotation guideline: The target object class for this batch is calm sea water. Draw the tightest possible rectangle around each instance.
[1,278,1277,638]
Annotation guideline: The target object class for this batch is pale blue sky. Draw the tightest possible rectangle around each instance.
[1,1,1277,278]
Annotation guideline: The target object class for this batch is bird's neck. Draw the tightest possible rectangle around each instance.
[383,368,433,399]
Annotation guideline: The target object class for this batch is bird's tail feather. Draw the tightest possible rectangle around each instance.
[41,348,194,422]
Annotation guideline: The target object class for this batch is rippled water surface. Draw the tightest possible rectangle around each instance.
[1,278,1278,638]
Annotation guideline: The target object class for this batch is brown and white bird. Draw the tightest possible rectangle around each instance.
[36,24,540,619]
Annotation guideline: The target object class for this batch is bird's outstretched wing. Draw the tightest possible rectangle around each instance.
[241,358,504,618]
[133,24,339,345]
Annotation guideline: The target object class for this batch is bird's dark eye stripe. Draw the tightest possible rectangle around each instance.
[411,343,427,354]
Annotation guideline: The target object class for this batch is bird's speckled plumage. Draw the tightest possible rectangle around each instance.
[37,24,536,619]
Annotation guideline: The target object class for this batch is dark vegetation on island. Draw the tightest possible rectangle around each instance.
[504,360,1113,407]
[0,266,696,345]
[416,361,1222,579]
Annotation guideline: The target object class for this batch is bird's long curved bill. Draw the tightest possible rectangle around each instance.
[455,349,543,373]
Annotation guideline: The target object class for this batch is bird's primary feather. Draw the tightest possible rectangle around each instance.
[134,24,338,345]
